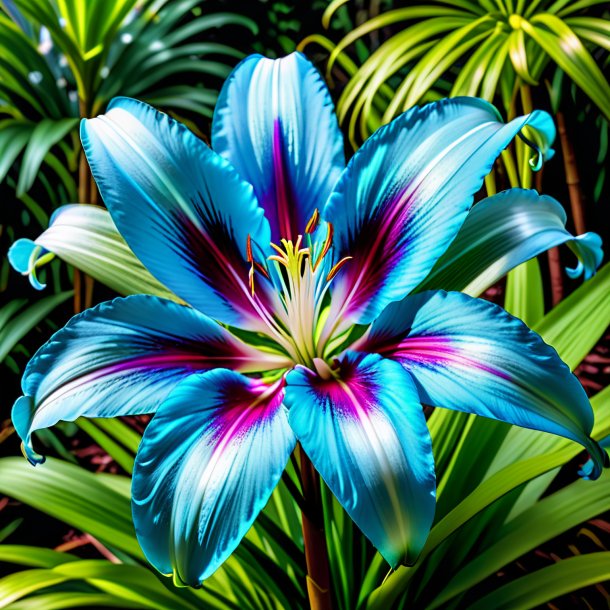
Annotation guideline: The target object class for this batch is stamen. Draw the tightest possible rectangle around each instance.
[326,256,352,282]
[270,242,288,258]
[305,208,320,234]
[254,261,270,279]
[244,214,353,366]
[314,222,334,271]
[248,265,255,296]
[246,234,253,263]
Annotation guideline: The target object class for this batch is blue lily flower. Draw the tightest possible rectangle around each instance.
[10,52,607,586]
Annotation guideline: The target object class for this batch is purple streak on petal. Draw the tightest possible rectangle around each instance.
[330,188,418,321]
[209,377,286,447]
[380,336,511,381]
[270,120,296,240]
[174,206,275,328]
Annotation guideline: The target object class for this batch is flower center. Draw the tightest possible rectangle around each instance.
[247,210,351,367]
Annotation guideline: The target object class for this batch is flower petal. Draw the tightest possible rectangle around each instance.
[418,188,603,295]
[360,290,607,479]
[324,98,555,329]
[212,52,345,242]
[132,371,295,585]
[285,351,436,566]
[81,97,272,329]
[9,205,177,299]
[12,295,286,465]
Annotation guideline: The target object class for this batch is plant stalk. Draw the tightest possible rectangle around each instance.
[556,111,586,234]
[300,448,333,610]
[74,98,96,312]
[536,169,564,305]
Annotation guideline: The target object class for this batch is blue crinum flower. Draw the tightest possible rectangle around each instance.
[10,52,607,586]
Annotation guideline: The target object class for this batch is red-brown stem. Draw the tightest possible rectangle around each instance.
[556,111,586,235]
[74,97,96,312]
[300,449,333,610]
[536,169,564,306]
[547,247,564,306]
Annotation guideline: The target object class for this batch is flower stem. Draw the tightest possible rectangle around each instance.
[299,448,333,610]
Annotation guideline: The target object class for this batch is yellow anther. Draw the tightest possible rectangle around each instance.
[305,208,320,234]
[326,256,352,282]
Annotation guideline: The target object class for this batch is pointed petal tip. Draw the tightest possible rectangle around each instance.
[579,436,610,481]
[8,239,49,290]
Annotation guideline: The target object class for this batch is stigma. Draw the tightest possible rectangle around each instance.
[246,210,351,366]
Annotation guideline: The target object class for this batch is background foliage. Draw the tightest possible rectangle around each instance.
[1,1,610,609]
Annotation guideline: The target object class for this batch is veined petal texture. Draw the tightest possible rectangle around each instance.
[285,352,436,566]
[361,290,607,478]
[13,295,283,465]
[213,52,345,242]
[324,98,555,329]
[81,97,272,330]
[132,371,295,585]
[8,204,177,299]
[418,189,603,295]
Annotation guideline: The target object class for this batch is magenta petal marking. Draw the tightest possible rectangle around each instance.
[387,336,511,380]
[271,120,295,240]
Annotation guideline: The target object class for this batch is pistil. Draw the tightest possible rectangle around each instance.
[247,210,351,367]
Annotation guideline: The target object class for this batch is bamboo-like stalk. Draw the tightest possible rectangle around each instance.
[74,98,96,312]
[537,168,564,305]
[556,111,586,234]
[300,449,333,610]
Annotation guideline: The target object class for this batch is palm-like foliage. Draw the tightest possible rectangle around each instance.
[0,0,256,199]
[304,0,610,148]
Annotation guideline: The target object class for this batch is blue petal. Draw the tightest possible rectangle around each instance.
[132,371,295,585]
[580,435,610,479]
[323,98,556,332]
[361,290,607,479]
[8,238,50,290]
[13,295,280,466]
[285,351,436,566]
[565,232,603,280]
[212,52,345,242]
[81,97,273,330]
[418,188,603,294]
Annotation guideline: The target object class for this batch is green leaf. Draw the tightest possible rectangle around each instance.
[504,258,544,327]
[522,14,610,121]
[468,552,610,610]
[0,457,143,559]
[0,569,74,609]
[0,120,33,183]
[75,418,135,474]
[429,469,610,608]
[7,592,143,610]
[0,545,79,569]
[0,292,73,363]
[366,443,583,609]
[535,260,610,370]
[16,119,79,196]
